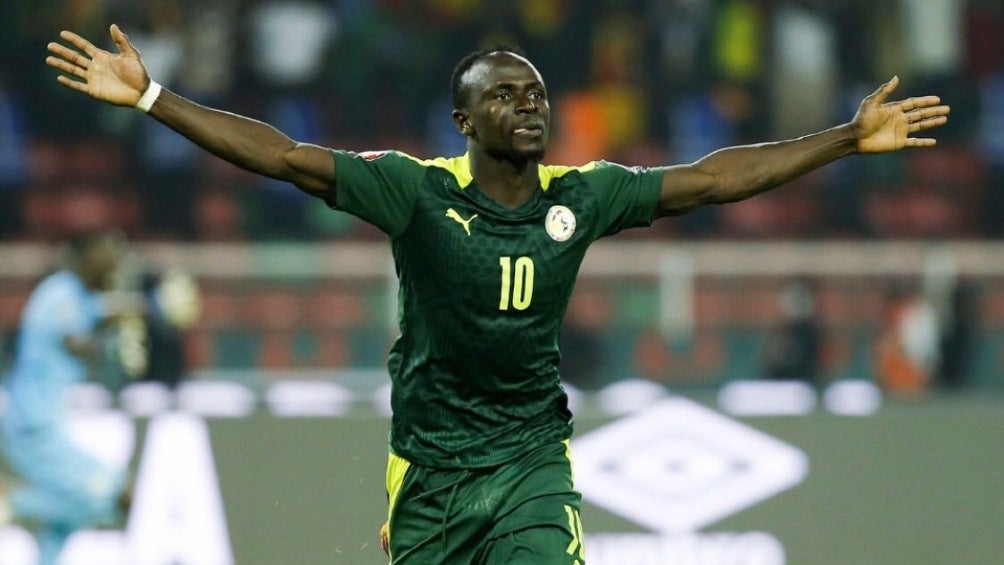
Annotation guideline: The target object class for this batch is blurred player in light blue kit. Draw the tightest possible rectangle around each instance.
[0,230,135,565]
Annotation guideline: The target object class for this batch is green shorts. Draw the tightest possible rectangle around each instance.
[385,440,586,564]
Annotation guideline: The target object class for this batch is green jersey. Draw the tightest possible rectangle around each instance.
[331,150,662,468]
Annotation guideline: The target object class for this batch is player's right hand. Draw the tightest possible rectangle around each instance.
[46,24,150,108]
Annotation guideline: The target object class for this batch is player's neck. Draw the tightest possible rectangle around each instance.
[468,150,539,210]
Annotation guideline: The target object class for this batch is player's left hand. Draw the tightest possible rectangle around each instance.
[852,76,950,154]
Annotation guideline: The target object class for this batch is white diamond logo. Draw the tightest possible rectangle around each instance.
[573,396,809,534]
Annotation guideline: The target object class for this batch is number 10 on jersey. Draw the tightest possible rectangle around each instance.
[499,256,534,311]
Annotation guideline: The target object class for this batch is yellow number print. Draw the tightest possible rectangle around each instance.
[498,256,534,311]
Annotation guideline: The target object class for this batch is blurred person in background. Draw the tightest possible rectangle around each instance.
[762,279,822,385]
[874,282,940,397]
[136,267,201,389]
[935,278,977,390]
[0,230,139,565]
[44,24,949,563]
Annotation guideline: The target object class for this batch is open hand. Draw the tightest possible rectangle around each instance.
[45,24,150,107]
[852,76,950,154]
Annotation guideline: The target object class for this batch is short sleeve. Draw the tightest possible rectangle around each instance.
[330,150,428,237]
[584,160,663,239]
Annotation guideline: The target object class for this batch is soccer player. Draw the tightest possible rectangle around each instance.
[44,25,949,564]
[0,231,134,565]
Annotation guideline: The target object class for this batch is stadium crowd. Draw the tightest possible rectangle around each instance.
[1,0,1002,242]
[1,0,1002,393]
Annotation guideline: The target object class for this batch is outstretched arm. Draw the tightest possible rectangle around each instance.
[45,24,336,199]
[654,76,950,218]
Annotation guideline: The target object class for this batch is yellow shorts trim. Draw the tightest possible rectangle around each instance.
[386,451,412,521]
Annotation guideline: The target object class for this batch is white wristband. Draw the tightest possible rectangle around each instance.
[135,80,162,113]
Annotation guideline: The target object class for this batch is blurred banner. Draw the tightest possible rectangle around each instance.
[2,390,1002,565]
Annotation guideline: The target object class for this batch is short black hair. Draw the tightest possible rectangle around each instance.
[450,45,528,110]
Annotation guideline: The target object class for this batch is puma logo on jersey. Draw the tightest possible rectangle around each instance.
[445,208,478,236]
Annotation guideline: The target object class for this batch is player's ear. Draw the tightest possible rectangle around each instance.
[453,110,473,137]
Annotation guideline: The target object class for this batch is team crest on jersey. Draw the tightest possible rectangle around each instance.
[359,150,390,161]
[545,205,576,242]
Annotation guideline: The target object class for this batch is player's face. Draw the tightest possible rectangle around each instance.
[456,53,550,162]
[79,237,123,290]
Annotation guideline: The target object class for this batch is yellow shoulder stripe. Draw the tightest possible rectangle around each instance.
[400,152,474,188]
[398,152,595,191]
[538,162,597,191]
